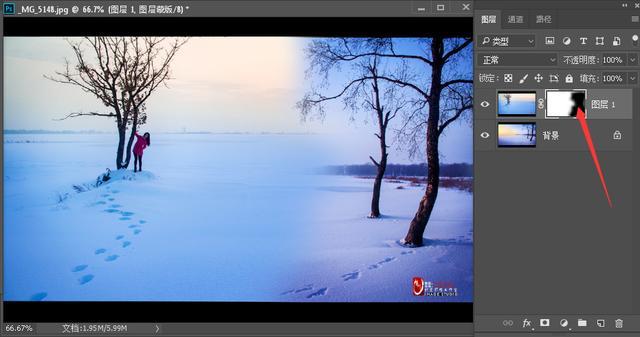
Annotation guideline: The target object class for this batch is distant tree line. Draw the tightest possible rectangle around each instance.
[318,163,472,178]
[4,129,109,134]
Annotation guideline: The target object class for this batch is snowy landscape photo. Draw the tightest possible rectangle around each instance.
[497,92,536,117]
[4,37,473,302]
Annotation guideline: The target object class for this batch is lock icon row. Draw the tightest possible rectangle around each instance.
[613,130,622,140]
[565,74,573,83]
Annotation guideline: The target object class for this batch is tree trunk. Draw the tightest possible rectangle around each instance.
[123,107,139,169]
[116,126,126,170]
[370,122,388,218]
[370,152,387,218]
[369,70,388,219]
[404,124,439,246]
[123,129,137,169]
[404,37,444,246]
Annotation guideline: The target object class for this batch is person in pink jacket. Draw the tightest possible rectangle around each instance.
[133,131,151,172]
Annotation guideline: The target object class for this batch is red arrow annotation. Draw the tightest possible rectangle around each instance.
[575,107,613,208]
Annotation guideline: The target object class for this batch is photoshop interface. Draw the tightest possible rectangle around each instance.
[0,1,637,337]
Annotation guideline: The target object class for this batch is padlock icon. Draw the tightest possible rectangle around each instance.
[565,74,573,83]
[613,130,622,140]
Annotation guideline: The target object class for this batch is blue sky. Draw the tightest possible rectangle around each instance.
[4,37,472,164]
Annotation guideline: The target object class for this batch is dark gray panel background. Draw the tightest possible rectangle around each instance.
[475,151,633,314]
[3,1,473,17]
[24,322,474,336]
[474,332,638,337]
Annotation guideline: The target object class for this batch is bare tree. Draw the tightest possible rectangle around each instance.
[527,123,536,141]
[364,60,407,218]
[299,42,406,218]
[299,37,472,246]
[46,37,187,169]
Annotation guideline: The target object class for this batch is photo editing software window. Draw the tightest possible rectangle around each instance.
[0,1,638,337]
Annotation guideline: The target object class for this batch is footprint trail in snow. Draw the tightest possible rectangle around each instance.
[39,184,152,300]
[282,244,417,299]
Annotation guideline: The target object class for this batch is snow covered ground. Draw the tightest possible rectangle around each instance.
[4,133,472,302]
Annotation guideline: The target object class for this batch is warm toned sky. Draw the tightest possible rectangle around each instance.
[498,123,530,136]
[4,37,472,164]
[4,37,309,133]
[499,93,535,104]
